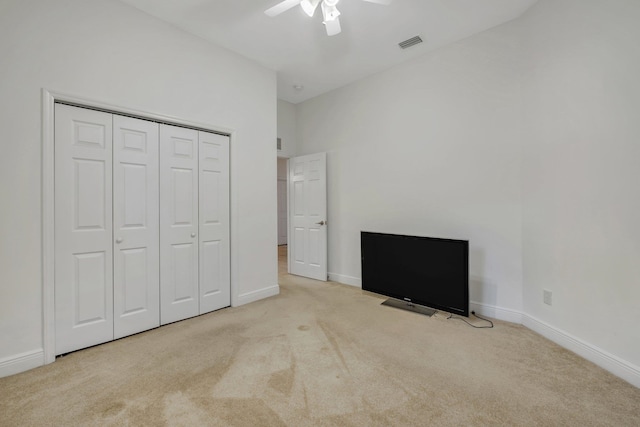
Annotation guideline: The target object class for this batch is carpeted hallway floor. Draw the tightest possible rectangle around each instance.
[1,246,639,426]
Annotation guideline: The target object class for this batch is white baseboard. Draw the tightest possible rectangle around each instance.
[328,273,361,288]
[4,290,638,389]
[469,301,523,324]
[320,274,640,388]
[0,349,44,378]
[235,285,280,307]
[469,304,640,388]
[523,314,640,389]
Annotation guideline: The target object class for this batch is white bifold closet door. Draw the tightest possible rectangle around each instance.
[55,105,114,355]
[160,125,200,324]
[112,115,160,339]
[55,105,161,353]
[198,131,230,314]
[55,104,230,354]
[160,125,230,325]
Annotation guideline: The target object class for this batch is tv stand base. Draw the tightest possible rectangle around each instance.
[381,298,436,317]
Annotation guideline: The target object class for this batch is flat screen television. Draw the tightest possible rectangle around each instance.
[361,232,469,317]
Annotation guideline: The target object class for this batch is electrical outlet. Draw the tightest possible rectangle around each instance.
[543,289,553,306]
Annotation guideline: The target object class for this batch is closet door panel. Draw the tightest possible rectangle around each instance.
[54,104,114,355]
[160,124,199,325]
[199,132,231,314]
[113,115,160,339]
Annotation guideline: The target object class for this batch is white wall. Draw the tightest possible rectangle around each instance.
[296,21,525,316]
[0,0,277,375]
[277,100,297,158]
[296,0,640,386]
[520,0,640,372]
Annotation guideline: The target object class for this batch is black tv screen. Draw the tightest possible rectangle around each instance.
[361,232,469,316]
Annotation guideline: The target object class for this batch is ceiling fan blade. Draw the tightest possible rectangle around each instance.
[362,0,393,5]
[265,0,302,17]
[324,16,342,36]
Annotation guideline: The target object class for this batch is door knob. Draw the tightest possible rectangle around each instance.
[316,221,326,226]
[191,233,197,238]
[115,238,123,244]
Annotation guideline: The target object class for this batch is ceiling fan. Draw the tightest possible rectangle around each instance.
[265,0,393,36]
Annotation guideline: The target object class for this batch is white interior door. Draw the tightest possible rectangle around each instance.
[198,131,230,314]
[54,104,114,354]
[277,178,288,245]
[160,124,199,324]
[289,152,327,281]
[113,115,160,339]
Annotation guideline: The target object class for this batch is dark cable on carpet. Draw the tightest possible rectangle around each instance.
[446,310,494,328]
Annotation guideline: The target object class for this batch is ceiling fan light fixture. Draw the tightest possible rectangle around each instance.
[265,0,391,38]
[321,1,341,22]
[301,0,321,17]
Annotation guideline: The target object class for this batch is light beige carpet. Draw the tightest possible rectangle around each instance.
[1,247,639,426]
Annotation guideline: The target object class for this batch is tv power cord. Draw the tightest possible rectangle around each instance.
[446,310,494,329]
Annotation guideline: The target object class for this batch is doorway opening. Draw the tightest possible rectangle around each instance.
[277,157,289,275]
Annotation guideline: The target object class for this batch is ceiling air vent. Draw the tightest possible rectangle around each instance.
[399,35,423,50]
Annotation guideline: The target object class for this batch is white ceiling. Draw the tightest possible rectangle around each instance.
[118,0,538,103]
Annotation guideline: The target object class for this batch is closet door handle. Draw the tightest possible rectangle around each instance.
[191,233,197,238]
[115,237,123,244]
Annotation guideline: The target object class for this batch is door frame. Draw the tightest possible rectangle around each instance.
[276,177,288,246]
[277,156,292,273]
[276,156,289,248]
[41,89,238,364]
